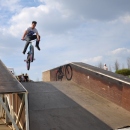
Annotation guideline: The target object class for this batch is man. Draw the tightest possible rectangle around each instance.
[21,21,40,54]
[24,73,29,82]
[21,74,25,82]
[104,64,108,71]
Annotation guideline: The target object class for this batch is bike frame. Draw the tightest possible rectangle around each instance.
[58,66,65,75]
[24,40,35,70]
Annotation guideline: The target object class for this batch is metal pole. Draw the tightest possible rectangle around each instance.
[12,94,15,130]
[0,96,2,118]
[25,93,29,130]
[5,97,10,123]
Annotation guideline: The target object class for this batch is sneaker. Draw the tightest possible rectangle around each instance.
[35,45,40,50]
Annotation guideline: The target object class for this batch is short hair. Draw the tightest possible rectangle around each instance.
[32,21,37,24]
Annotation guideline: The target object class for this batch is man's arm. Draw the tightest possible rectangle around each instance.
[21,30,28,40]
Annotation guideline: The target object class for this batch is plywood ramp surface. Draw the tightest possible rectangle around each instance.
[22,81,130,130]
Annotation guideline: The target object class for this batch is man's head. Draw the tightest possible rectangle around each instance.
[32,21,37,29]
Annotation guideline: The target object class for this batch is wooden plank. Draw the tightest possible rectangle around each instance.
[0,95,19,130]
[0,119,10,130]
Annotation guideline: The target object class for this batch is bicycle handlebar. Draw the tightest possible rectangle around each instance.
[21,39,36,42]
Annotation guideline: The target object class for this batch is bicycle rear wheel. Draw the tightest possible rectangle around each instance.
[65,64,73,80]
[26,55,30,70]
[27,60,30,70]
[56,71,63,81]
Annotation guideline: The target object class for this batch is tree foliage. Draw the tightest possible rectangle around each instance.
[116,69,130,76]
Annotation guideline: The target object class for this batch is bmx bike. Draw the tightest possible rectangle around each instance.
[24,41,35,70]
[56,64,73,81]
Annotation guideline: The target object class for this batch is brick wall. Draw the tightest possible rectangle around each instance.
[42,70,50,82]
[42,63,130,111]
[42,66,68,82]
[71,64,130,111]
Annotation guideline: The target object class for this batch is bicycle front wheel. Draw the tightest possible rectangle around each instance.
[65,64,73,80]
[30,45,34,62]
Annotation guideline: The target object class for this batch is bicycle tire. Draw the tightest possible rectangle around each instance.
[30,45,34,62]
[56,71,63,81]
[65,64,73,80]
[27,55,30,70]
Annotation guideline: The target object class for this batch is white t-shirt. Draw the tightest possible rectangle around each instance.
[26,27,38,36]
[104,65,108,70]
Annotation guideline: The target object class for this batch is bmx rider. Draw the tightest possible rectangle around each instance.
[21,21,40,54]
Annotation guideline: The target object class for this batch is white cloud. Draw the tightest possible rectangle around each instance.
[80,48,130,71]
[120,14,130,24]
[110,48,130,56]
[40,0,130,21]
[0,0,21,12]
[9,6,48,37]
[7,2,80,37]
[5,0,130,38]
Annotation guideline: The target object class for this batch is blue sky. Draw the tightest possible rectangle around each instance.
[0,0,130,81]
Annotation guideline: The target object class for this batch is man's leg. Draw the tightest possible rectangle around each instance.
[28,35,41,50]
[31,35,41,50]
[35,35,40,50]
[23,37,31,54]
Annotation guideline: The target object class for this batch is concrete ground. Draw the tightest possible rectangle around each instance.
[22,81,130,130]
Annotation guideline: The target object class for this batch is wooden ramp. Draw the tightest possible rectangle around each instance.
[0,119,10,130]
[22,81,130,130]
[0,60,29,130]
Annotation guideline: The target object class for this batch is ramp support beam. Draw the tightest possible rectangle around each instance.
[0,94,19,130]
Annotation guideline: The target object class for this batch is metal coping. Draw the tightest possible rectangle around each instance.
[71,62,130,85]
[0,60,27,94]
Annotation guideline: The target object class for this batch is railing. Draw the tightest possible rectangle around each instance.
[0,93,29,130]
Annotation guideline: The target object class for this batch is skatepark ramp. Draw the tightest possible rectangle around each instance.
[0,60,29,130]
[22,81,130,130]
[42,62,130,112]
[1,60,130,130]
